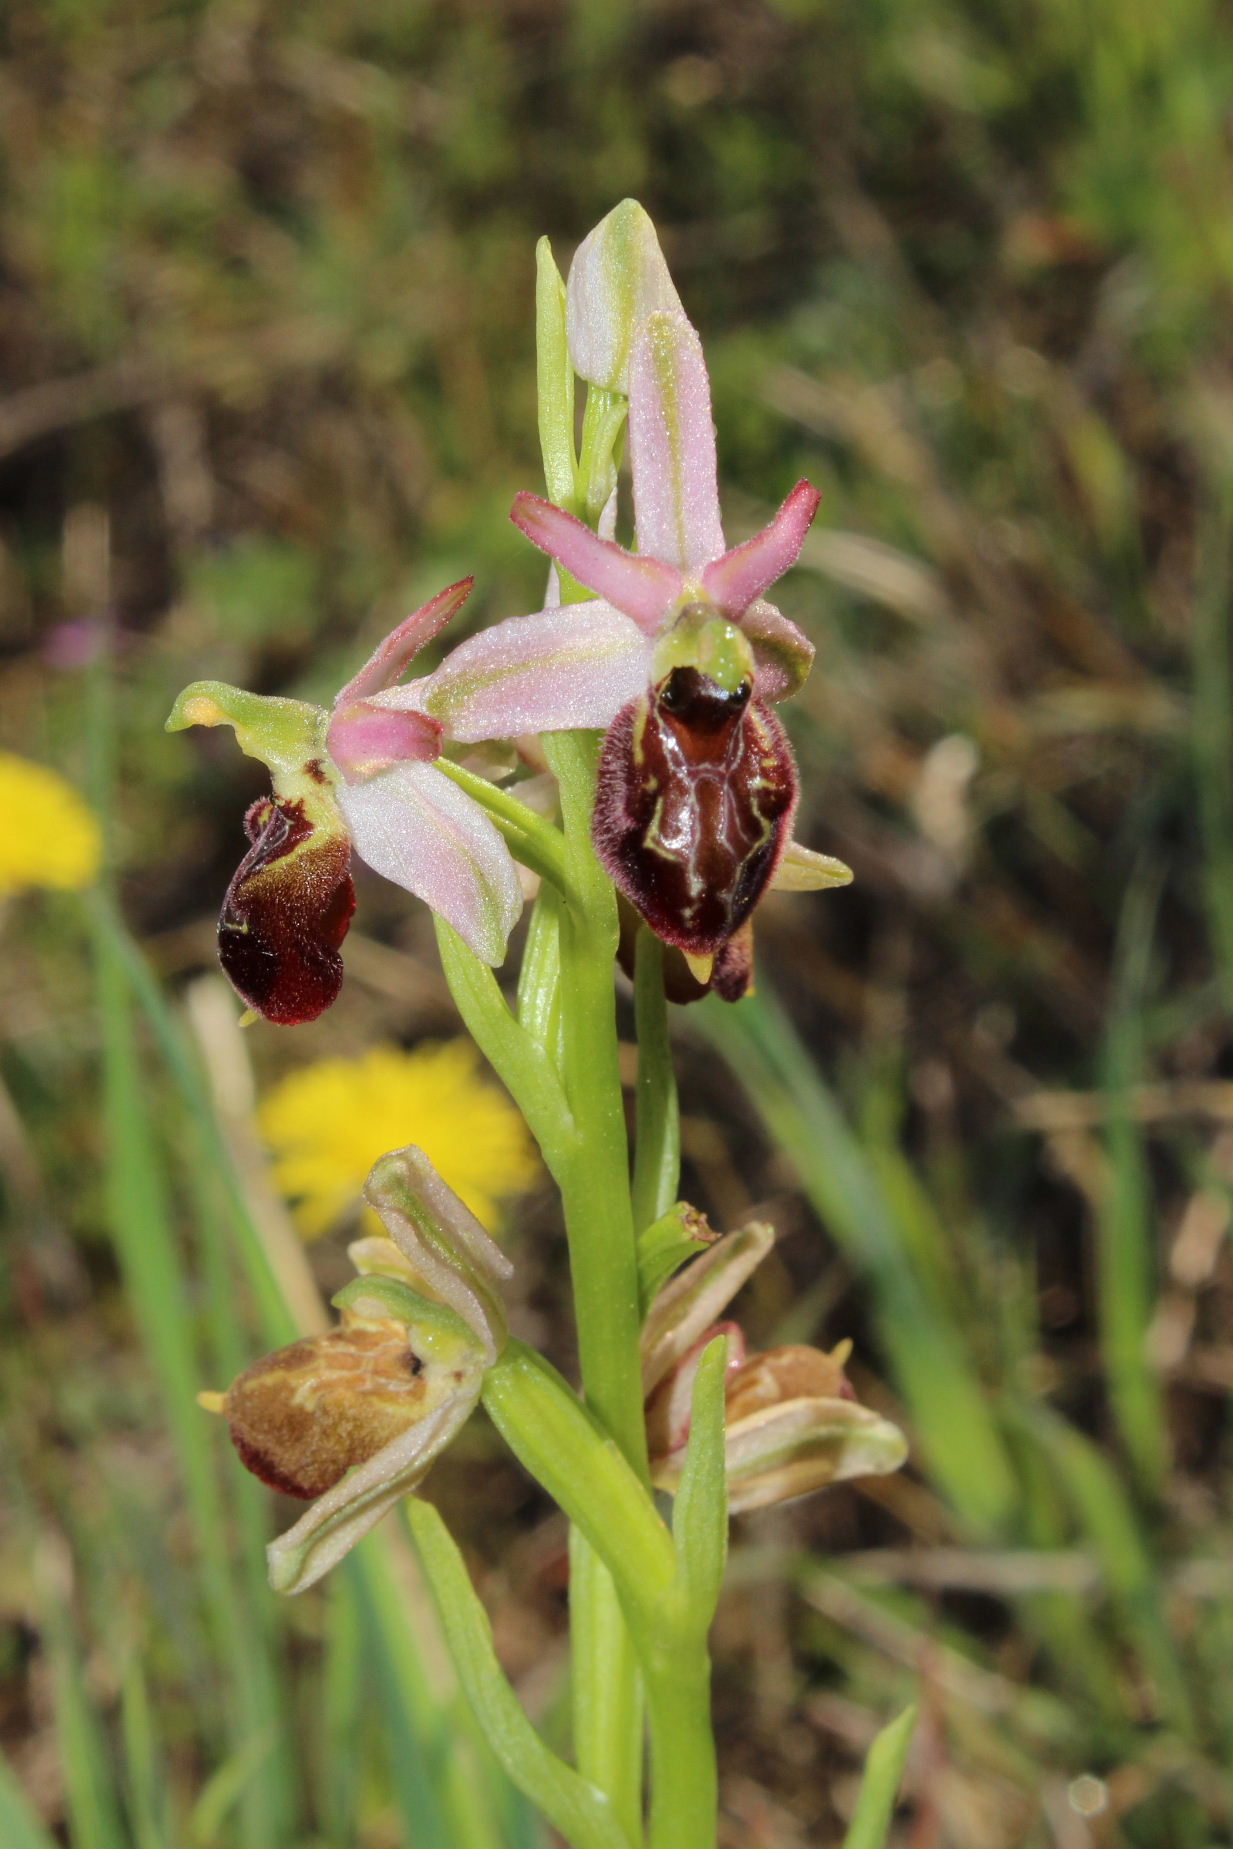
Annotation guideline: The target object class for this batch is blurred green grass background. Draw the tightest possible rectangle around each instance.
[3,0,1233,1843]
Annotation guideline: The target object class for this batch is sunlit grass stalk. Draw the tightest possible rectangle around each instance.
[538,730,651,1841]
[85,653,296,1849]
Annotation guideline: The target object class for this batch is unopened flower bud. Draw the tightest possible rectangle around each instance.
[566,199,685,393]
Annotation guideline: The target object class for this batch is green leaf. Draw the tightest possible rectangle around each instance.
[841,1704,917,1849]
[670,1334,729,1629]
[482,1340,676,1629]
[516,883,565,1063]
[407,1500,636,1849]
[434,758,569,892]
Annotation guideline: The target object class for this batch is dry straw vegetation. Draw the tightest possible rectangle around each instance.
[2,1,1233,1844]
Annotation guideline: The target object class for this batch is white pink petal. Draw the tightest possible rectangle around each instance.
[398,601,653,740]
[627,310,726,573]
[337,760,522,966]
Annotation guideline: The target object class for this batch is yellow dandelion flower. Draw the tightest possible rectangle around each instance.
[0,752,102,897]
[259,1040,538,1239]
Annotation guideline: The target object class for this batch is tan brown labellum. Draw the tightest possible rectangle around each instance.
[723,1343,856,1423]
[222,1321,436,1500]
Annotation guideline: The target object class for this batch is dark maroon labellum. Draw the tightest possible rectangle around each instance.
[218,795,355,1025]
[593,666,798,962]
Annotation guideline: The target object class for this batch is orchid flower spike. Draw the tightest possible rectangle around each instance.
[167,580,522,1023]
[201,1145,512,1594]
[641,1219,908,1512]
[367,280,840,994]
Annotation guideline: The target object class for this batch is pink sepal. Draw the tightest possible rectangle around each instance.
[335,578,474,705]
[336,760,522,966]
[510,493,679,634]
[327,701,443,784]
[628,310,726,572]
[702,481,821,618]
[399,601,653,741]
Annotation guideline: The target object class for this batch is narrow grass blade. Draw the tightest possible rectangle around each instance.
[0,1750,62,1849]
[187,1733,278,1848]
[1020,1406,1193,1736]
[841,1703,917,1849]
[698,989,1017,1536]
[350,1543,496,1849]
[36,1563,127,1849]
[84,637,295,1844]
[120,1654,169,1849]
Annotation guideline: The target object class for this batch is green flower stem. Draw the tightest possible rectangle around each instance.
[534,732,658,1839]
[482,1342,673,1619]
[643,1656,717,1849]
[541,730,647,1474]
[631,929,681,1234]
[483,1342,720,1849]
[509,241,716,1847]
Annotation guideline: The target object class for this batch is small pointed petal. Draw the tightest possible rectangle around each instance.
[628,310,726,572]
[741,600,815,701]
[403,600,653,739]
[327,701,443,783]
[566,199,685,391]
[701,482,821,618]
[642,1222,775,1395]
[335,578,475,705]
[771,841,853,892]
[337,761,522,966]
[711,923,755,1003]
[510,493,679,633]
